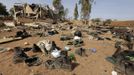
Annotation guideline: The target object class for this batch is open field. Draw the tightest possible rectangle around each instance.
[0,28,117,75]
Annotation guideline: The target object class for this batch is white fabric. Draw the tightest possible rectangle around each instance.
[37,40,52,53]
[64,46,70,51]
[45,41,52,51]
[112,71,117,75]
[51,49,61,58]
[74,36,81,40]
[89,35,94,40]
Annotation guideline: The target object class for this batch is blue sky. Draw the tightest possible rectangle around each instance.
[0,0,134,20]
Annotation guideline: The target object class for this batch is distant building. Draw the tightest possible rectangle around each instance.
[12,3,56,21]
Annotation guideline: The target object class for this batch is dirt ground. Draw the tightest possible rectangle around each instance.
[0,29,117,75]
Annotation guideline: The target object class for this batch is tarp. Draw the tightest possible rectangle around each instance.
[51,49,61,58]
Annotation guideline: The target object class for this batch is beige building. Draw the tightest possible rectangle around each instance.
[12,3,52,20]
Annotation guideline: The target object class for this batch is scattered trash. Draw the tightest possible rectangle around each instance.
[0,47,12,53]
[111,70,117,75]
[64,46,71,51]
[66,41,73,45]
[13,47,29,64]
[88,35,94,40]
[60,34,71,41]
[32,44,41,52]
[90,48,97,53]
[0,37,22,44]
[3,28,12,32]
[105,37,112,40]
[48,29,58,36]
[105,57,116,64]
[74,30,82,37]
[110,50,134,75]
[25,56,42,66]
[51,49,61,58]
[15,29,31,39]
[73,36,83,47]
[75,48,86,56]
[24,42,29,45]
[45,55,73,71]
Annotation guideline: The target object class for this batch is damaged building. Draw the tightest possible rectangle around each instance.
[12,3,56,21]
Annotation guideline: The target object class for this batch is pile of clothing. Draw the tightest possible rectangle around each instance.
[13,47,42,66]
[45,50,72,71]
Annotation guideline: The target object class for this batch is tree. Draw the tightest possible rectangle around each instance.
[53,0,61,9]
[63,8,69,19]
[103,19,112,25]
[0,3,8,16]
[9,7,14,16]
[91,18,101,25]
[74,3,79,20]
[79,0,94,20]
[92,18,101,23]
[53,0,64,20]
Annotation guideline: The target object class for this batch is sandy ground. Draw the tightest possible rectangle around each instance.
[0,29,117,75]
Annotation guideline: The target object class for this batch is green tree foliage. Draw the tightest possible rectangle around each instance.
[74,3,79,20]
[53,0,65,20]
[91,18,101,25]
[53,0,61,9]
[0,3,8,16]
[79,0,94,20]
[103,19,112,25]
[9,7,14,16]
[91,18,101,23]
[63,8,69,19]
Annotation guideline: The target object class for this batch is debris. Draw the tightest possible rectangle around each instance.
[45,60,55,69]
[15,29,30,39]
[112,71,117,75]
[25,56,42,66]
[111,50,134,75]
[90,48,96,53]
[73,36,83,47]
[74,30,82,37]
[0,37,22,44]
[115,41,122,48]
[48,29,58,36]
[36,40,59,55]
[66,41,73,45]
[32,44,41,52]
[24,42,29,45]
[96,37,104,40]
[13,47,29,64]
[3,28,12,32]
[105,57,116,64]
[51,49,61,58]
[88,35,94,40]
[105,37,112,40]
[60,34,71,41]
[36,40,52,54]
[64,46,71,51]
[0,47,12,53]
[4,22,15,27]
[45,55,72,71]
[75,48,86,56]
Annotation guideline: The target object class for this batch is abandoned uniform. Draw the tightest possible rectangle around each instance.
[125,32,134,50]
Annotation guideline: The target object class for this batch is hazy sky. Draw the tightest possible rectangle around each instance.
[0,0,134,20]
